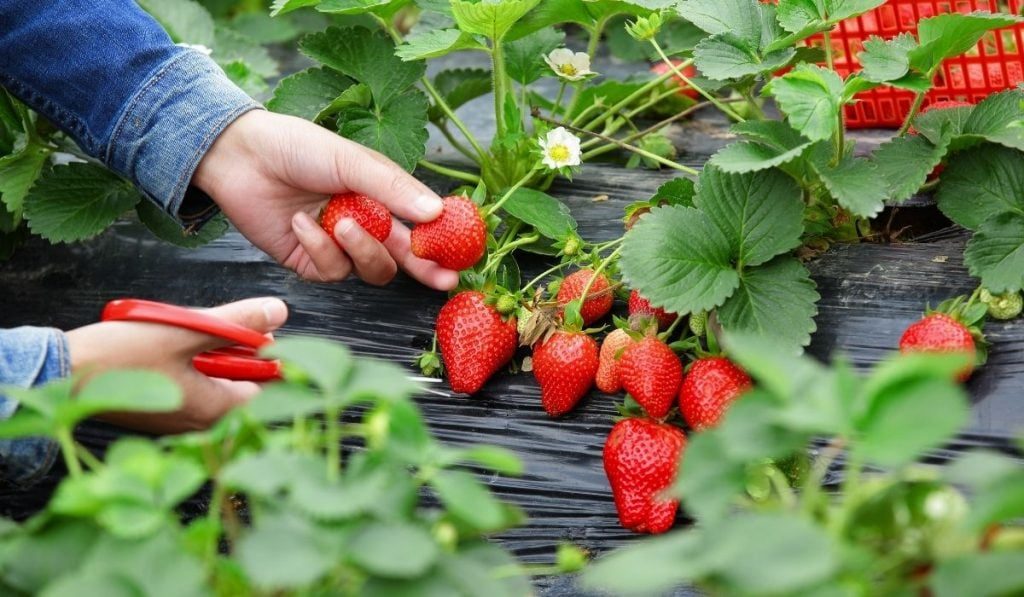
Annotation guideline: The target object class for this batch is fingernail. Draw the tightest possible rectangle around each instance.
[337,218,356,238]
[413,195,443,218]
[262,299,287,325]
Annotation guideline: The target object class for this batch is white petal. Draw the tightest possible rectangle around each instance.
[542,154,560,169]
[547,48,575,64]
[570,52,591,73]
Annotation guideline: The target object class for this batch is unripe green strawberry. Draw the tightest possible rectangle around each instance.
[981,289,1023,320]
[689,310,707,337]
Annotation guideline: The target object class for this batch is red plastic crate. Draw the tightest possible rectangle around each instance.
[815,0,1024,127]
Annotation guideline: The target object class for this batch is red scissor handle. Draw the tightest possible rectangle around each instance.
[193,352,281,382]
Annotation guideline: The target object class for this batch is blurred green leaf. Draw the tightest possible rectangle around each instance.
[431,470,507,531]
[263,337,353,392]
[349,522,439,578]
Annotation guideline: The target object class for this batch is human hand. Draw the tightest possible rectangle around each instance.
[65,297,288,433]
[192,110,460,290]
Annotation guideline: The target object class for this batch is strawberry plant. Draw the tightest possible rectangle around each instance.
[0,337,581,594]
[583,334,1024,595]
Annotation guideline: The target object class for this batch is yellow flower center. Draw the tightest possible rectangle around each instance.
[548,144,570,162]
[558,64,578,76]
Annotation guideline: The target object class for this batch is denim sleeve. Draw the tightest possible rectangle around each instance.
[0,328,69,488]
[0,1,262,226]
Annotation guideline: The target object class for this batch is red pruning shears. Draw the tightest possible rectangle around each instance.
[100,299,448,395]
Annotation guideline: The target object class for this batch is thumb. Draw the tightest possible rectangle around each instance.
[186,297,289,353]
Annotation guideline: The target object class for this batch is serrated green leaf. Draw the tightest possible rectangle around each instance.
[451,0,542,41]
[620,205,740,315]
[23,163,141,243]
[318,83,372,122]
[429,69,492,121]
[300,26,424,105]
[267,67,354,121]
[337,90,429,171]
[709,140,811,173]
[506,0,593,41]
[964,212,1024,293]
[0,144,49,218]
[431,470,507,530]
[505,28,565,84]
[694,33,796,81]
[138,0,215,46]
[271,0,321,17]
[778,0,887,34]
[962,89,1024,151]
[65,370,183,425]
[764,63,844,142]
[349,522,439,578]
[936,144,1024,230]
[872,132,950,205]
[914,103,974,145]
[317,0,399,14]
[237,513,334,589]
[678,0,764,43]
[501,187,577,240]
[397,29,486,61]
[858,33,917,83]
[717,257,819,352]
[222,60,269,98]
[651,177,696,205]
[810,150,889,218]
[695,165,804,267]
[213,26,278,78]
[932,552,1024,597]
[910,12,1024,75]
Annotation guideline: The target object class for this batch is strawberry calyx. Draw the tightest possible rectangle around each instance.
[924,292,990,367]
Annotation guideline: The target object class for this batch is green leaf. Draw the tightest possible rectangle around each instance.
[64,370,182,425]
[932,552,1024,597]
[678,0,764,43]
[581,532,709,594]
[41,572,139,597]
[914,103,975,145]
[673,431,748,520]
[946,451,1024,531]
[911,12,1024,75]
[428,68,492,121]
[695,165,804,267]
[964,212,1024,293]
[271,0,321,17]
[23,162,142,243]
[717,257,819,352]
[962,89,1024,151]
[431,470,507,530]
[436,542,532,597]
[262,336,353,391]
[300,27,425,105]
[138,0,215,46]
[0,144,49,219]
[213,26,278,78]
[777,0,887,32]
[764,63,844,142]
[452,445,524,475]
[501,187,577,240]
[267,67,354,121]
[620,205,740,315]
[872,132,950,205]
[567,80,645,120]
[319,84,373,122]
[450,0,542,41]
[505,28,564,84]
[936,144,1024,230]
[337,90,430,171]
[858,33,917,83]
[3,520,101,594]
[244,382,325,422]
[222,60,269,98]
[810,150,890,218]
[228,12,300,43]
[506,0,593,41]
[651,177,696,206]
[349,522,439,578]
[136,200,228,248]
[396,29,487,61]
[709,125,812,173]
[317,0,398,14]
[67,530,205,597]
[237,513,334,589]
[694,33,795,81]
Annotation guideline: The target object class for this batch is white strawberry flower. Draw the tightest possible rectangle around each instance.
[539,127,582,170]
[544,48,596,81]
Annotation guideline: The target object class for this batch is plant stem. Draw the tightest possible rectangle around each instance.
[579,246,623,303]
[581,101,714,157]
[823,30,835,71]
[480,234,541,276]
[56,427,82,477]
[552,81,567,116]
[485,167,539,217]
[803,437,845,516]
[325,404,342,481]
[897,90,928,136]
[624,86,691,119]
[576,68,677,130]
[75,442,103,471]
[418,160,482,184]
[834,108,845,164]
[437,122,480,163]
[660,315,685,341]
[651,41,746,122]
[422,76,490,161]
[739,87,767,120]
[492,39,509,141]
[522,261,569,293]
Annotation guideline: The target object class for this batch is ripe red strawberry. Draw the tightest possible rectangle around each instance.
[619,337,683,419]
[899,313,976,382]
[319,192,392,244]
[627,290,676,330]
[603,418,687,534]
[437,291,518,394]
[651,61,699,99]
[557,269,614,326]
[533,331,599,416]
[679,357,751,431]
[410,196,487,271]
[596,329,634,394]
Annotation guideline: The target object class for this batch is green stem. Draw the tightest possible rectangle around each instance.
[56,427,82,477]
[659,315,685,341]
[624,86,690,119]
[418,160,482,184]
[325,404,342,481]
[803,437,844,516]
[576,68,677,131]
[582,100,714,158]
[766,465,798,509]
[206,481,225,562]
[423,77,490,161]
[578,246,623,304]
[522,261,569,293]
[834,108,845,164]
[480,234,541,276]
[552,81,567,117]
[75,442,103,471]
[651,41,745,122]
[897,90,928,136]
[739,87,767,120]
[823,30,835,71]
[437,122,479,163]
[484,167,538,217]
[492,39,509,141]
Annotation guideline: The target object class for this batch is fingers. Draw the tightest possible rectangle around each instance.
[186,296,289,353]
[385,221,460,291]
[333,218,398,286]
[291,211,353,282]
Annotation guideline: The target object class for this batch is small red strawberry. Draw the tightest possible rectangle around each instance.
[533,331,599,416]
[437,291,518,394]
[619,337,683,419]
[596,328,634,394]
[627,290,677,330]
[899,313,976,382]
[411,196,487,271]
[679,357,751,431]
[319,192,392,244]
[557,269,614,326]
[604,417,687,534]
[651,61,699,99]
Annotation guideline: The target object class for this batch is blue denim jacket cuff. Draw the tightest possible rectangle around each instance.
[105,48,262,227]
[0,327,67,488]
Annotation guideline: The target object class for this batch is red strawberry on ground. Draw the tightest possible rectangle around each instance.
[627,290,677,330]
[319,192,392,244]
[679,357,751,431]
[533,331,599,416]
[604,417,687,534]
[596,328,634,394]
[411,195,487,271]
[651,61,699,99]
[619,337,683,419]
[557,269,614,326]
[437,291,518,394]
[899,313,976,382]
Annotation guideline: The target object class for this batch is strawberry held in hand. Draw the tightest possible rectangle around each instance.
[596,329,633,394]
[899,313,977,382]
[604,417,686,534]
[679,357,751,431]
[319,192,392,244]
[437,291,518,394]
[557,269,614,326]
[619,337,683,419]
[628,290,676,330]
[411,195,487,271]
[533,330,599,416]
